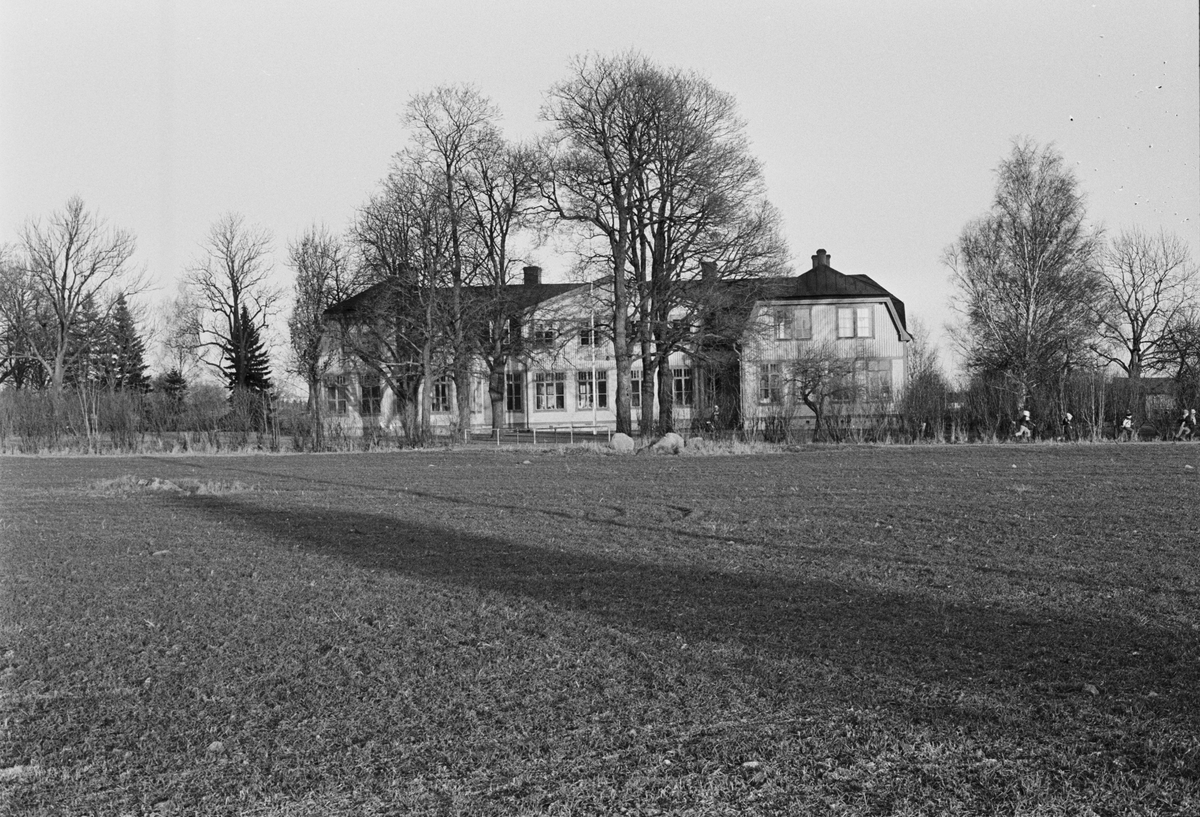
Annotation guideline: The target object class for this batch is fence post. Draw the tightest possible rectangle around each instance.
[532,427,536,446]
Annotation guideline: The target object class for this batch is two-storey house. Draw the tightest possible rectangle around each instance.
[740,249,911,437]
[319,250,910,438]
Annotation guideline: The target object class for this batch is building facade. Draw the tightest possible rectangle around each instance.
[319,250,910,437]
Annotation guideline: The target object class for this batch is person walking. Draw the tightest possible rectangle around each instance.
[1015,408,1033,441]
[1118,411,1135,442]
[1060,410,1074,442]
[1175,408,1196,441]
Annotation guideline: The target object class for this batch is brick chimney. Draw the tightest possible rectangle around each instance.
[522,265,542,286]
[811,249,830,268]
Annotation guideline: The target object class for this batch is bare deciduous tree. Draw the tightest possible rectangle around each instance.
[287,224,350,441]
[541,52,653,434]
[1094,227,1196,383]
[461,139,542,432]
[623,64,787,433]
[153,287,204,380]
[0,245,50,388]
[337,166,453,443]
[1162,309,1200,411]
[18,197,142,391]
[542,53,786,435]
[946,138,1104,410]
[185,213,279,390]
[404,85,501,440]
[786,341,857,442]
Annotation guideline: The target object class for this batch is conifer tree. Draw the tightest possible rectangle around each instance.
[106,293,149,391]
[223,304,273,394]
[155,367,188,402]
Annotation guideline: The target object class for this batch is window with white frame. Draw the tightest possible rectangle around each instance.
[795,307,813,339]
[531,321,557,344]
[534,371,566,410]
[863,359,893,399]
[672,367,694,406]
[758,363,783,404]
[360,374,383,415]
[325,374,348,415]
[577,370,608,409]
[578,326,596,347]
[630,369,642,409]
[505,372,523,412]
[431,377,452,412]
[842,359,894,402]
[772,310,792,340]
[837,306,873,338]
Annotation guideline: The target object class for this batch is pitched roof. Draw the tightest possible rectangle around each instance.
[756,258,907,331]
[323,279,583,318]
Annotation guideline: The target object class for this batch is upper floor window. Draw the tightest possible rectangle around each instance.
[795,307,813,339]
[578,326,596,347]
[837,306,873,338]
[773,307,813,340]
[773,310,791,340]
[488,319,519,344]
[531,321,557,344]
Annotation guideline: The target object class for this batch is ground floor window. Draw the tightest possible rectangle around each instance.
[505,372,523,412]
[862,359,893,399]
[577,370,608,410]
[534,371,566,410]
[672,367,694,407]
[360,374,383,415]
[325,374,348,415]
[431,377,452,412]
[630,369,641,409]
[758,363,783,404]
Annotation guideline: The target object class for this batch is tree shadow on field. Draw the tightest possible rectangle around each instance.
[186,493,1200,732]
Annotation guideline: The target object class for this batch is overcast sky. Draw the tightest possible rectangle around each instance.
[2,0,1197,378]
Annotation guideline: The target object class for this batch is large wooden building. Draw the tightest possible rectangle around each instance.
[319,249,911,437]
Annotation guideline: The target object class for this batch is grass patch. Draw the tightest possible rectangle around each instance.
[2,446,1198,814]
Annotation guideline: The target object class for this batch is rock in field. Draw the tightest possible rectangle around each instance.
[610,432,635,454]
[652,432,685,455]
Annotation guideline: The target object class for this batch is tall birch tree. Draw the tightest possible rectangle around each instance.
[946,138,1103,411]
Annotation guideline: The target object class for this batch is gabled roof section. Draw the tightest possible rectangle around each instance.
[758,249,908,333]
[323,275,584,319]
[464,281,584,312]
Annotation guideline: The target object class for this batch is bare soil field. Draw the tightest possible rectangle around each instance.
[2,445,1198,815]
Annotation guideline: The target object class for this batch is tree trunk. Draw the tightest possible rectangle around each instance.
[656,360,674,435]
[488,362,505,433]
